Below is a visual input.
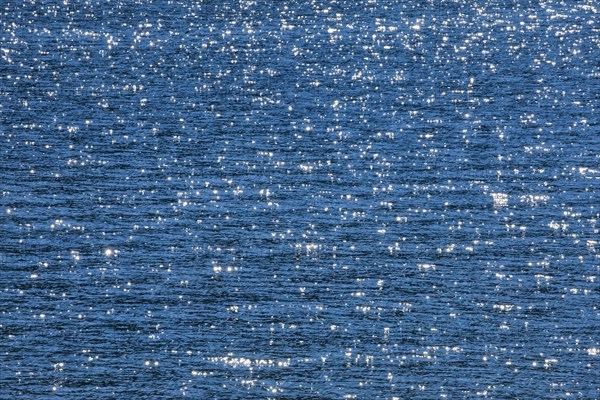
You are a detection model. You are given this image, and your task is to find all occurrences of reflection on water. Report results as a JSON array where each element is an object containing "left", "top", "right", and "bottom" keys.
[{"left": 1, "top": 0, "right": 599, "bottom": 398}]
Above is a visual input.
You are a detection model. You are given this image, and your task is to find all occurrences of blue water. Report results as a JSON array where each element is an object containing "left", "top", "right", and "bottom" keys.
[{"left": 1, "top": 1, "right": 599, "bottom": 398}]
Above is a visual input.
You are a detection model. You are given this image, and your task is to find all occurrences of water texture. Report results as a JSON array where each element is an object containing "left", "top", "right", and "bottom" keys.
[{"left": 1, "top": 0, "right": 599, "bottom": 398}]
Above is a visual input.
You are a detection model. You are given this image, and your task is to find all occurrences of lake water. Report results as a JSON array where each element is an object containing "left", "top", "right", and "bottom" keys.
[{"left": 1, "top": 0, "right": 599, "bottom": 398}]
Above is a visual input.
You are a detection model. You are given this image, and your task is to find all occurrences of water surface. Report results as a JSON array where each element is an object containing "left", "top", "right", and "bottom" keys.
[{"left": 1, "top": 0, "right": 599, "bottom": 398}]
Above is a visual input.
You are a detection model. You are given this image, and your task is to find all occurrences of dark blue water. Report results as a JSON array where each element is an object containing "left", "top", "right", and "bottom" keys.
[{"left": 1, "top": 1, "right": 599, "bottom": 398}]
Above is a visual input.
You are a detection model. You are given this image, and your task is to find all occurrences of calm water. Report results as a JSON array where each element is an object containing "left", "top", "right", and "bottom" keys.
[{"left": 1, "top": 1, "right": 599, "bottom": 398}]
